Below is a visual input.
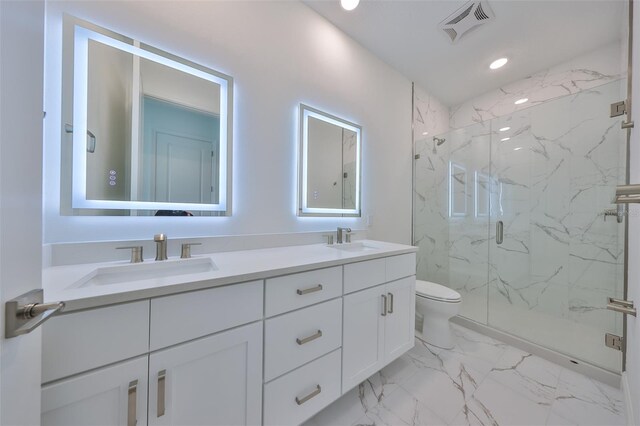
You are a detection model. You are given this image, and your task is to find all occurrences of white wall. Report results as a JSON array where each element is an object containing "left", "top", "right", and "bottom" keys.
[
  {"left": 307, "top": 117, "right": 344, "bottom": 209},
  {"left": 86, "top": 41, "right": 132, "bottom": 205},
  {"left": 1, "top": 1, "right": 45, "bottom": 423},
  {"left": 43, "top": 1, "right": 412, "bottom": 244}
]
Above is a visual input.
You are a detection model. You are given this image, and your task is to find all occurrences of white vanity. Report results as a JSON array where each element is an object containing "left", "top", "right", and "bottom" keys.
[{"left": 40, "top": 240, "right": 416, "bottom": 426}]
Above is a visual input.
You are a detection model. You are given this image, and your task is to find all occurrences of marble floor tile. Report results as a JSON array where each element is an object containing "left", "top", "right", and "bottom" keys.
[
  {"left": 379, "top": 386, "right": 448, "bottom": 426},
  {"left": 305, "top": 326, "right": 625, "bottom": 426},
  {"left": 400, "top": 351, "right": 485, "bottom": 423},
  {"left": 485, "top": 347, "right": 562, "bottom": 405},
  {"left": 451, "top": 377, "right": 551, "bottom": 426},
  {"left": 549, "top": 368, "right": 625, "bottom": 426}
]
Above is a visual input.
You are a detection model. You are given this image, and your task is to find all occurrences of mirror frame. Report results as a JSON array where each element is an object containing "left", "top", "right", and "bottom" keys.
[
  {"left": 298, "top": 104, "right": 362, "bottom": 217},
  {"left": 65, "top": 17, "right": 233, "bottom": 213}
]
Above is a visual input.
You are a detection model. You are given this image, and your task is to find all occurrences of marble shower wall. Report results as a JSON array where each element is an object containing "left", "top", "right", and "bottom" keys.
[
  {"left": 413, "top": 85, "right": 450, "bottom": 296},
  {"left": 450, "top": 42, "right": 625, "bottom": 129},
  {"left": 413, "top": 42, "right": 626, "bottom": 371},
  {"left": 487, "top": 80, "right": 626, "bottom": 371}
]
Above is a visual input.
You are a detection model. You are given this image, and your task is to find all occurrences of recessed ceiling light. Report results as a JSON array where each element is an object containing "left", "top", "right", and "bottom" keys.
[
  {"left": 501, "top": 137, "right": 510, "bottom": 142},
  {"left": 422, "top": 131, "right": 429, "bottom": 135},
  {"left": 489, "top": 58, "right": 508, "bottom": 70},
  {"left": 499, "top": 127, "right": 510, "bottom": 132},
  {"left": 340, "top": 0, "right": 360, "bottom": 11},
  {"left": 514, "top": 98, "right": 528, "bottom": 105},
  {"left": 514, "top": 147, "right": 523, "bottom": 151}
]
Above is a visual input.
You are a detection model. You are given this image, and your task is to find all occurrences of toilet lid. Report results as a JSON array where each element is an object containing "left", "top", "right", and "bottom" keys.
[{"left": 416, "top": 280, "right": 461, "bottom": 302}]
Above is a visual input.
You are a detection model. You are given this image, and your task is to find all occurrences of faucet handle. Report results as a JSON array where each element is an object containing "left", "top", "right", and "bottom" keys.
[
  {"left": 154, "top": 233, "right": 167, "bottom": 242},
  {"left": 180, "top": 243, "right": 202, "bottom": 259},
  {"left": 117, "top": 246, "right": 144, "bottom": 263},
  {"left": 323, "top": 234, "right": 334, "bottom": 245},
  {"left": 345, "top": 231, "right": 353, "bottom": 243}
]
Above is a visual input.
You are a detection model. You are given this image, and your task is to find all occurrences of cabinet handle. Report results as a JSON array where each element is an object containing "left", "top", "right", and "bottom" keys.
[
  {"left": 296, "top": 329, "right": 323, "bottom": 345},
  {"left": 295, "top": 385, "right": 322, "bottom": 405},
  {"left": 381, "top": 294, "right": 387, "bottom": 316},
  {"left": 127, "top": 380, "right": 138, "bottom": 426},
  {"left": 388, "top": 292, "right": 394, "bottom": 314},
  {"left": 157, "top": 370, "right": 166, "bottom": 418},
  {"left": 297, "top": 284, "right": 323, "bottom": 295}
]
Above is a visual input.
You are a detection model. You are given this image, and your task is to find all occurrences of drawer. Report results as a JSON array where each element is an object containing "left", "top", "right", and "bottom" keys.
[
  {"left": 150, "top": 280, "right": 263, "bottom": 350},
  {"left": 386, "top": 253, "right": 416, "bottom": 282},
  {"left": 42, "top": 300, "right": 149, "bottom": 383},
  {"left": 263, "top": 349, "right": 341, "bottom": 426},
  {"left": 344, "top": 258, "right": 386, "bottom": 294},
  {"left": 264, "top": 298, "right": 342, "bottom": 382},
  {"left": 265, "top": 266, "right": 342, "bottom": 317}
]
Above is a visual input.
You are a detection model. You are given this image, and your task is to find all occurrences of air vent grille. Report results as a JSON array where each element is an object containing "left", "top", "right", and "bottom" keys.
[
  {"left": 474, "top": 3, "right": 490, "bottom": 20},
  {"left": 439, "top": 1, "right": 495, "bottom": 43},
  {"left": 446, "top": 5, "right": 473, "bottom": 25},
  {"left": 443, "top": 28, "right": 458, "bottom": 42}
]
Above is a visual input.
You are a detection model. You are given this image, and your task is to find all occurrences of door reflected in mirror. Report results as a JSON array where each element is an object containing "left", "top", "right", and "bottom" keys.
[
  {"left": 63, "top": 17, "right": 232, "bottom": 215},
  {"left": 299, "top": 104, "right": 361, "bottom": 217}
]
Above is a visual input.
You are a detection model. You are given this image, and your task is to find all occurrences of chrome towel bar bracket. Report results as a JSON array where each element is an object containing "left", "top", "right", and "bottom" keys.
[{"left": 5, "top": 289, "right": 65, "bottom": 338}]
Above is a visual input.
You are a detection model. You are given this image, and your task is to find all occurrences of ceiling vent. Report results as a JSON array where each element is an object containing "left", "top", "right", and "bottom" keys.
[{"left": 439, "top": 1, "right": 495, "bottom": 43}]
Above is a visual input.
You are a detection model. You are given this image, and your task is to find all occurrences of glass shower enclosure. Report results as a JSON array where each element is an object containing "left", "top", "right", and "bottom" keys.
[{"left": 413, "top": 79, "right": 626, "bottom": 372}]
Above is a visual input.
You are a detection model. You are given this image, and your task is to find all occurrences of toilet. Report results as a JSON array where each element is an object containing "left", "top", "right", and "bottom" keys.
[{"left": 415, "top": 280, "right": 462, "bottom": 349}]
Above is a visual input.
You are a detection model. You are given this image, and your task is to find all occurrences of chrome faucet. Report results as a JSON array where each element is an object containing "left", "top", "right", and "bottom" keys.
[
  {"left": 337, "top": 227, "right": 352, "bottom": 244},
  {"left": 154, "top": 234, "right": 168, "bottom": 261}
]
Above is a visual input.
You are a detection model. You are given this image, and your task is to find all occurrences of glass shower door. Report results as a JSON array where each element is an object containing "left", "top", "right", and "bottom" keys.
[
  {"left": 487, "top": 80, "right": 626, "bottom": 372},
  {"left": 413, "top": 121, "right": 492, "bottom": 325}
]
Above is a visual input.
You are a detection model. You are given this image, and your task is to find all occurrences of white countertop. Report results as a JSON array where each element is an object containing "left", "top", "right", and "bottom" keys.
[{"left": 43, "top": 240, "right": 417, "bottom": 312}]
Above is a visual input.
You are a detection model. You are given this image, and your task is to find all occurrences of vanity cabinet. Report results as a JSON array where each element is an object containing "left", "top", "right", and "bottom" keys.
[
  {"left": 148, "top": 322, "right": 263, "bottom": 426},
  {"left": 41, "top": 247, "right": 417, "bottom": 426},
  {"left": 41, "top": 356, "right": 148, "bottom": 426},
  {"left": 342, "top": 254, "right": 416, "bottom": 392}
]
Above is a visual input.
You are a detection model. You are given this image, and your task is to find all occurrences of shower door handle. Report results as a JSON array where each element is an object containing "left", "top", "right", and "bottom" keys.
[{"left": 496, "top": 221, "right": 504, "bottom": 245}]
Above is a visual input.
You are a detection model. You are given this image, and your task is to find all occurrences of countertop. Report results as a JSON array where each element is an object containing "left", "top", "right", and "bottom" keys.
[{"left": 43, "top": 239, "right": 417, "bottom": 312}]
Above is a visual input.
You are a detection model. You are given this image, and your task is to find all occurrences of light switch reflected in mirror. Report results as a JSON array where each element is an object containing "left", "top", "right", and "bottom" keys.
[
  {"left": 299, "top": 104, "right": 361, "bottom": 217},
  {"left": 62, "top": 16, "right": 233, "bottom": 216}
]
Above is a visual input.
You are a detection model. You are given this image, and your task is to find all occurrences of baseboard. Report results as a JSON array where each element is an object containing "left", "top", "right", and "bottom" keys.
[
  {"left": 622, "top": 372, "right": 636, "bottom": 426},
  {"left": 451, "top": 316, "right": 621, "bottom": 389}
]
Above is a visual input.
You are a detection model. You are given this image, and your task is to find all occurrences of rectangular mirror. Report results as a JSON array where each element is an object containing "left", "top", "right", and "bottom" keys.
[
  {"left": 62, "top": 17, "right": 232, "bottom": 215},
  {"left": 299, "top": 104, "right": 361, "bottom": 217}
]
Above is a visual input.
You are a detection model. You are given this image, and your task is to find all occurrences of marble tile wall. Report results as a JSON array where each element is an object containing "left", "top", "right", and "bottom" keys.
[
  {"left": 449, "top": 42, "right": 624, "bottom": 129},
  {"left": 413, "top": 42, "right": 626, "bottom": 372}
]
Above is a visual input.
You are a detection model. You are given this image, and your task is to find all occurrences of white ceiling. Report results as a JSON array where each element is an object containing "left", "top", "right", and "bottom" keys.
[{"left": 303, "top": 0, "right": 626, "bottom": 106}]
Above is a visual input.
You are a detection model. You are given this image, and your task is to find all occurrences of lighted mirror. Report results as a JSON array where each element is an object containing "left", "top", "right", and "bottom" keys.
[
  {"left": 299, "top": 104, "right": 361, "bottom": 217},
  {"left": 62, "top": 17, "right": 232, "bottom": 215}
]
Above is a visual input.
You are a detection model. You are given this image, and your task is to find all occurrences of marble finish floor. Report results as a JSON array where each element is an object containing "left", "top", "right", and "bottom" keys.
[{"left": 304, "top": 324, "right": 625, "bottom": 426}]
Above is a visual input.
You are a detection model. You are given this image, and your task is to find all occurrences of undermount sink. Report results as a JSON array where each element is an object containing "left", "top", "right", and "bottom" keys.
[
  {"left": 327, "top": 242, "right": 377, "bottom": 252},
  {"left": 71, "top": 257, "right": 217, "bottom": 288}
]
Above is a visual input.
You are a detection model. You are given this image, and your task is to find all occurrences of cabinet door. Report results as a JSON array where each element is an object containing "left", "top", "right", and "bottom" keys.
[
  {"left": 384, "top": 276, "right": 416, "bottom": 362},
  {"left": 41, "top": 356, "right": 148, "bottom": 426},
  {"left": 342, "top": 284, "right": 386, "bottom": 392},
  {"left": 148, "top": 322, "right": 262, "bottom": 426}
]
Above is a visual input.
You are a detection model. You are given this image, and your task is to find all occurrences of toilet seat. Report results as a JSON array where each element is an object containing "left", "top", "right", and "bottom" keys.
[{"left": 416, "top": 280, "right": 461, "bottom": 303}]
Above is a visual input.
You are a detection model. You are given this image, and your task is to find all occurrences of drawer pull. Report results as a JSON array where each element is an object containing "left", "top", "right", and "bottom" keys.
[
  {"left": 127, "top": 380, "right": 138, "bottom": 426},
  {"left": 388, "top": 292, "right": 394, "bottom": 314},
  {"left": 297, "top": 284, "right": 323, "bottom": 295},
  {"left": 296, "top": 329, "right": 323, "bottom": 345},
  {"left": 157, "top": 370, "right": 166, "bottom": 418},
  {"left": 295, "top": 384, "right": 322, "bottom": 405},
  {"left": 381, "top": 294, "right": 387, "bottom": 316}
]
